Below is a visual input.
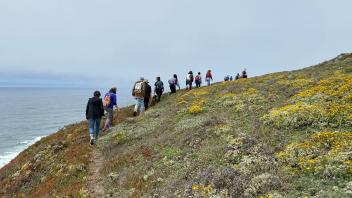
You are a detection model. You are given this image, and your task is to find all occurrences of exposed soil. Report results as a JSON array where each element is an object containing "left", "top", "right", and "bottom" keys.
[{"left": 88, "top": 148, "right": 105, "bottom": 197}]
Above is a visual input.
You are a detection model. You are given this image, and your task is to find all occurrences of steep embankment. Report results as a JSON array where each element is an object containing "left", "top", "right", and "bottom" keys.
[
  {"left": 0, "top": 107, "right": 134, "bottom": 197},
  {"left": 1, "top": 53, "right": 352, "bottom": 197}
]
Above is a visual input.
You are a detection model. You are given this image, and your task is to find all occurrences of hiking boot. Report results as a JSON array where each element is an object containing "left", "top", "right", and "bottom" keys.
[{"left": 90, "top": 139, "right": 94, "bottom": 145}]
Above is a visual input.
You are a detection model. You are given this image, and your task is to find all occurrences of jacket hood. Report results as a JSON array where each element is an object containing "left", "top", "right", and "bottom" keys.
[{"left": 89, "top": 97, "right": 102, "bottom": 104}]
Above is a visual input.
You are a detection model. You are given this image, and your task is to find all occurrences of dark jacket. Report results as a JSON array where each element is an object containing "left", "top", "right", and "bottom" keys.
[
  {"left": 86, "top": 97, "right": 104, "bottom": 120},
  {"left": 145, "top": 84, "right": 152, "bottom": 98}
]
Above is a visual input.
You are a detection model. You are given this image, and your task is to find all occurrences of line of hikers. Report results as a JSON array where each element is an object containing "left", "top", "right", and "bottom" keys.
[
  {"left": 85, "top": 68, "right": 247, "bottom": 145},
  {"left": 224, "top": 68, "right": 248, "bottom": 81}
]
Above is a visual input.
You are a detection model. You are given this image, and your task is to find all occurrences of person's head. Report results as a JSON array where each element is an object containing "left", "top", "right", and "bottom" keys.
[
  {"left": 140, "top": 77, "right": 145, "bottom": 81},
  {"left": 189, "top": 71, "right": 193, "bottom": 74},
  {"left": 237, "top": 73, "right": 240, "bottom": 75},
  {"left": 110, "top": 86, "right": 117, "bottom": 94},
  {"left": 198, "top": 72, "right": 201, "bottom": 75},
  {"left": 173, "top": 74, "right": 177, "bottom": 78},
  {"left": 208, "top": 70, "right": 211, "bottom": 73},
  {"left": 156, "top": 76, "right": 161, "bottom": 81},
  {"left": 93, "top": 91, "right": 101, "bottom": 98}
]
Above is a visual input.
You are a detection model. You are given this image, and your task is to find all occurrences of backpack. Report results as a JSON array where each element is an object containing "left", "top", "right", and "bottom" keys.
[
  {"left": 168, "top": 78, "right": 175, "bottom": 85},
  {"left": 206, "top": 72, "right": 212, "bottom": 78},
  {"left": 155, "top": 81, "right": 164, "bottom": 90},
  {"left": 195, "top": 75, "right": 200, "bottom": 81},
  {"left": 134, "top": 82, "right": 144, "bottom": 94},
  {"left": 103, "top": 93, "right": 111, "bottom": 107}
]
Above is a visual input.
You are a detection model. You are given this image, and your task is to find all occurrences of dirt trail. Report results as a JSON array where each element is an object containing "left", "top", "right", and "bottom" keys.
[
  {"left": 88, "top": 148, "right": 105, "bottom": 197},
  {"left": 87, "top": 108, "right": 134, "bottom": 197}
]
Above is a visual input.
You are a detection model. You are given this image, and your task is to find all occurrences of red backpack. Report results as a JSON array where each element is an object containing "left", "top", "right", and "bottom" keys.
[{"left": 195, "top": 75, "right": 200, "bottom": 81}]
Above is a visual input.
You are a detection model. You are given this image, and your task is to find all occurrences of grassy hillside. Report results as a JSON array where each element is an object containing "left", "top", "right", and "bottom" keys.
[{"left": 1, "top": 53, "right": 352, "bottom": 197}]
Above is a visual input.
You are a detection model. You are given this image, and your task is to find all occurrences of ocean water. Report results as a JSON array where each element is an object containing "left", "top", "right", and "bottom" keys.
[{"left": 0, "top": 87, "right": 133, "bottom": 168}]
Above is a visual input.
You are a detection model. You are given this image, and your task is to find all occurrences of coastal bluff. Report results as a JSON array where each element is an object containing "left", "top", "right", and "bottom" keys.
[{"left": 1, "top": 53, "right": 352, "bottom": 197}]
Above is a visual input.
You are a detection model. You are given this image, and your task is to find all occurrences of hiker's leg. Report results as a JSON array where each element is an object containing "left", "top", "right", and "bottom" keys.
[
  {"left": 134, "top": 99, "right": 139, "bottom": 112},
  {"left": 95, "top": 119, "right": 101, "bottom": 138},
  {"left": 140, "top": 99, "right": 145, "bottom": 113},
  {"left": 144, "top": 97, "right": 149, "bottom": 110},
  {"left": 89, "top": 119, "right": 94, "bottom": 140},
  {"left": 105, "top": 108, "right": 113, "bottom": 129},
  {"left": 156, "top": 92, "right": 161, "bottom": 102}
]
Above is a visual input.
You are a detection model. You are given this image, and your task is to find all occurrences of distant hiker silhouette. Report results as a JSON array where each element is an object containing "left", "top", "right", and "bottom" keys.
[
  {"left": 242, "top": 68, "right": 248, "bottom": 78},
  {"left": 235, "top": 73, "right": 240, "bottom": 80},
  {"left": 144, "top": 80, "right": 152, "bottom": 110},
  {"left": 154, "top": 76, "right": 164, "bottom": 102},
  {"left": 132, "top": 77, "right": 147, "bottom": 116},
  {"left": 186, "top": 71, "right": 194, "bottom": 90},
  {"left": 102, "top": 87, "right": 117, "bottom": 131},
  {"left": 195, "top": 72, "right": 202, "bottom": 88},
  {"left": 205, "top": 70, "right": 213, "bottom": 86},
  {"left": 174, "top": 74, "right": 181, "bottom": 90},
  {"left": 168, "top": 75, "right": 177, "bottom": 94}
]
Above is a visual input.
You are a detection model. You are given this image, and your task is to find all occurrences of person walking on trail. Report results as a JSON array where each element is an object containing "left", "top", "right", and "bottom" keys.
[
  {"left": 205, "top": 70, "right": 213, "bottom": 86},
  {"left": 86, "top": 91, "right": 104, "bottom": 145},
  {"left": 224, "top": 75, "right": 230, "bottom": 81},
  {"left": 154, "top": 76, "right": 164, "bottom": 102},
  {"left": 174, "top": 74, "right": 181, "bottom": 90},
  {"left": 195, "top": 72, "right": 202, "bottom": 88},
  {"left": 230, "top": 76, "right": 233, "bottom": 81},
  {"left": 242, "top": 68, "right": 248, "bottom": 78},
  {"left": 132, "top": 77, "right": 147, "bottom": 116},
  {"left": 186, "top": 71, "right": 194, "bottom": 90},
  {"left": 235, "top": 73, "right": 240, "bottom": 80},
  {"left": 144, "top": 80, "right": 152, "bottom": 110},
  {"left": 102, "top": 87, "right": 117, "bottom": 131},
  {"left": 169, "top": 75, "right": 177, "bottom": 94}
]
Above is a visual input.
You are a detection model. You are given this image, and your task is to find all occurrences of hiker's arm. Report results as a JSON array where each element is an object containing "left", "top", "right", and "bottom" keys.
[
  {"left": 132, "top": 85, "right": 135, "bottom": 96},
  {"left": 99, "top": 101, "right": 105, "bottom": 116},
  {"left": 85, "top": 102, "right": 89, "bottom": 120}
]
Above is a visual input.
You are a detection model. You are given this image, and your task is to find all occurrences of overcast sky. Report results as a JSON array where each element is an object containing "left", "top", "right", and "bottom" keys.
[{"left": 0, "top": 0, "right": 351, "bottom": 88}]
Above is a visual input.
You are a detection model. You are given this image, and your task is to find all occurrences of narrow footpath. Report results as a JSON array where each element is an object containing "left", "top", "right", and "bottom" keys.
[{"left": 88, "top": 148, "right": 105, "bottom": 197}]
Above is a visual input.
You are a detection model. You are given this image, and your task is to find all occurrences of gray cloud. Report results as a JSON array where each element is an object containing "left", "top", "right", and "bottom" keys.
[{"left": 0, "top": 0, "right": 351, "bottom": 88}]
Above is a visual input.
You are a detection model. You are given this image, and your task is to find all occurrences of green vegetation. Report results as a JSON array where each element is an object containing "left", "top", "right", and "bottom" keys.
[{"left": 1, "top": 53, "right": 352, "bottom": 197}]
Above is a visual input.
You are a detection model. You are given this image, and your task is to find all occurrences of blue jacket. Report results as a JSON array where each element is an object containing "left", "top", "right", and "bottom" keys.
[{"left": 105, "top": 92, "right": 117, "bottom": 109}]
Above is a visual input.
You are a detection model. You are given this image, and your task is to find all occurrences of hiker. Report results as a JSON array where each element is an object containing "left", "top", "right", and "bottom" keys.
[
  {"left": 169, "top": 75, "right": 177, "bottom": 94},
  {"left": 144, "top": 80, "right": 152, "bottom": 110},
  {"left": 230, "top": 76, "right": 233, "bottom": 81},
  {"left": 195, "top": 72, "right": 202, "bottom": 88},
  {"left": 235, "top": 73, "right": 240, "bottom": 80},
  {"left": 242, "top": 68, "right": 248, "bottom": 78},
  {"left": 224, "top": 75, "right": 230, "bottom": 81},
  {"left": 154, "top": 76, "right": 164, "bottom": 102},
  {"left": 132, "top": 77, "right": 147, "bottom": 116},
  {"left": 186, "top": 71, "right": 194, "bottom": 90},
  {"left": 174, "top": 74, "right": 181, "bottom": 90},
  {"left": 205, "top": 70, "right": 213, "bottom": 86},
  {"left": 102, "top": 86, "right": 117, "bottom": 131},
  {"left": 86, "top": 91, "right": 104, "bottom": 145}
]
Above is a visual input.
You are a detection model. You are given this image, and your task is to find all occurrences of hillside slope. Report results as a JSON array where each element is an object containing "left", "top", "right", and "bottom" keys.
[{"left": 1, "top": 53, "right": 352, "bottom": 198}]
